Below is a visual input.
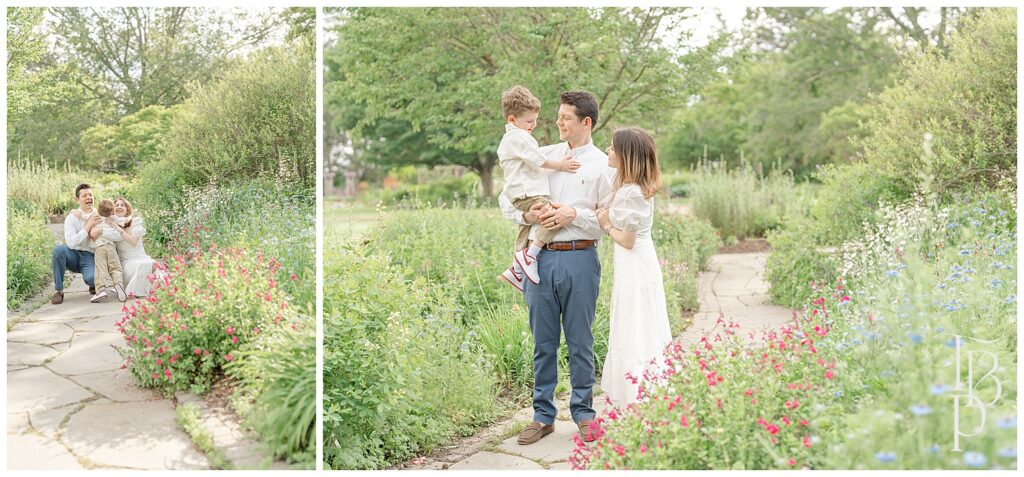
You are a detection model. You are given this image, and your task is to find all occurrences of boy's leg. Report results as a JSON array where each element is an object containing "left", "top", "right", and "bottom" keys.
[
  {"left": 52, "top": 244, "right": 80, "bottom": 292},
  {"left": 107, "top": 249, "right": 123, "bottom": 285},
  {"left": 93, "top": 246, "right": 111, "bottom": 292}
]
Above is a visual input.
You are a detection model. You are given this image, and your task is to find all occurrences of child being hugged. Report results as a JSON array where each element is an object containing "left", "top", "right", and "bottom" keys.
[
  {"left": 497, "top": 85, "right": 581, "bottom": 291},
  {"left": 83, "top": 199, "right": 128, "bottom": 303}
]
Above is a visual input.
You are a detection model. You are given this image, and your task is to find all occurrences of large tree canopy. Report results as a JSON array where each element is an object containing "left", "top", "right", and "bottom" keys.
[{"left": 326, "top": 7, "right": 725, "bottom": 196}]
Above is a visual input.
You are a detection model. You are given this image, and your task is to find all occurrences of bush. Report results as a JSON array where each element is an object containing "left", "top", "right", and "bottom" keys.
[
  {"left": 323, "top": 247, "right": 499, "bottom": 469},
  {"left": 386, "top": 173, "right": 481, "bottom": 206},
  {"left": 8, "top": 159, "right": 127, "bottom": 216},
  {"left": 765, "top": 214, "right": 840, "bottom": 308},
  {"left": 575, "top": 194, "right": 1016, "bottom": 470},
  {"left": 160, "top": 41, "right": 314, "bottom": 189},
  {"left": 116, "top": 246, "right": 301, "bottom": 396},
  {"left": 164, "top": 180, "right": 315, "bottom": 312},
  {"left": 809, "top": 162, "right": 909, "bottom": 246},
  {"left": 7, "top": 207, "right": 55, "bottom": 309},
  {"left": 690, "top": 160, "right": 798, "bottom": 240},
  {"left": 858, "top": 8, "right": 1016, "bottom": 195},
  {"left": 80, "top": 104, "right": 178, "bottom": 173},
  {"left": 228, "top": 320, "right": 315, "bottom": 469}
]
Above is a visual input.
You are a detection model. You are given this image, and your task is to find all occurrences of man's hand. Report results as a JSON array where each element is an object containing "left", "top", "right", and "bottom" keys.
[
  {"left": 539, "top": 202, "right": 576, "bottom": 231},
  {"left": 88, "top": 226, "right": 103, "bottom": 240},
  {"left": 524, "top": 202, "right": 547, "bottom": 224},
  {"left": 84, "top": 214, "right": 101, "bottom": 232}
]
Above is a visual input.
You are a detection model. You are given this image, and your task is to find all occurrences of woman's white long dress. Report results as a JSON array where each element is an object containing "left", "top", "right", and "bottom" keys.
[
  {"left": 600, "top": 184, "right": 673, "bottom": 405},
  {"left": 116, "top": 216, "right": 157, "bottom": 298}
]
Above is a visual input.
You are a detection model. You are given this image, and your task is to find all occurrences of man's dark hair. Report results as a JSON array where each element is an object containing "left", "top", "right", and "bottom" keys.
[
  {"left": 75, "top": 183, "right": 91, "bottom": 198},
  {"left": 560, "top": 91, "right": 599, "bottom": 129}
]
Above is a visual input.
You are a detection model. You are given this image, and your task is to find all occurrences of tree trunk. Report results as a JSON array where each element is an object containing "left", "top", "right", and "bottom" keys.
[{"left": 476, "top": 153, "right": 497, "bottom": 198}]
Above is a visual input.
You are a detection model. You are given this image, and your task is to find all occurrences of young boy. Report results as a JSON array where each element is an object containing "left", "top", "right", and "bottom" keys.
[
  {"left": 497, "top": 85, "right": 580, "bottom": 291},
  {"left": 87, "top": 199, "right": 127, "bottom": 303}
]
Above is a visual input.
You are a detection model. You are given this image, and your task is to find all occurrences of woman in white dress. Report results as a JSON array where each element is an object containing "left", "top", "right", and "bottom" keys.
[
  {"left": 113, "top": 198, "right": 157, "bottom": 298},
  {"left": 595, "top": 127, "right": 673, "bottom": 405}
]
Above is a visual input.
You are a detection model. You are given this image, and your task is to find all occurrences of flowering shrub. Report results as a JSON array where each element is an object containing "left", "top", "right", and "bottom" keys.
[
  {"left": 577, "top": 194, "right": 1016, "bottom": 470},
  {"left": 117, "top": 244, "right": 300, "bottom": 395}
]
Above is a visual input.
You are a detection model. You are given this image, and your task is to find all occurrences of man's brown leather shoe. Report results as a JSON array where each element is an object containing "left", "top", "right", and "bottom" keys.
[
  {"left": 51, "top": 291, "right": 64, "bottom": 305},
  {"left": 578, "top": 419, "right": 598, "bottom": 442},
  {"left": 517, "top": 422, "right": 554, "bottom": 445}
]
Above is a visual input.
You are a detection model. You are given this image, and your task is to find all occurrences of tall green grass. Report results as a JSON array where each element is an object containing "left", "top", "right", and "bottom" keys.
[{"left": 690, "top": 159, "right": 803, "bottom": 240}]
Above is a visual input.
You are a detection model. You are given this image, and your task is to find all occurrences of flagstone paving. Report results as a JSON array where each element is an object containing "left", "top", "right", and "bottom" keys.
[
  {"left": 6, "top": 273, "right": 285, "bottom": 470},
  {"left": 403, "top": 249, "right": 793, "bottom": 470}
]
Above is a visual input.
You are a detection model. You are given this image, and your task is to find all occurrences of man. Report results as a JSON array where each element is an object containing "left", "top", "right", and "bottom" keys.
[
  {"left": 499, "top": 91, "right": 614, "bottom": 445},
  {"left": 50, "top": 183, "right": 122, "bottom": 304}
]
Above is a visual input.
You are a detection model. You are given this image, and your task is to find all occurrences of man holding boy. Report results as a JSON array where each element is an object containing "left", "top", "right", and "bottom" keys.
[{"left": 500, "top": 91, "right": 614, "bottom": 445}]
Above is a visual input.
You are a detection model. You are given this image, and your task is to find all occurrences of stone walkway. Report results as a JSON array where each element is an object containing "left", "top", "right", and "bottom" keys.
[
  {"left": 406, "top": 250, "right": 791, "bottom": 470},
  {"left": 7, "top": 241, "right": 284, "bottom": 469}
]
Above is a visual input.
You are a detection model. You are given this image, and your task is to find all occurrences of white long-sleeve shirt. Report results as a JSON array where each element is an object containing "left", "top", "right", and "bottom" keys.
[
  {"left": 500, "top": 141, "right": 615, "bottom": 242},
  {"left": 64, "top": 209, "right": 122, "bottom": 252},
  {"left": 497, "top": 123, "right": 552, "bottom": 200}
]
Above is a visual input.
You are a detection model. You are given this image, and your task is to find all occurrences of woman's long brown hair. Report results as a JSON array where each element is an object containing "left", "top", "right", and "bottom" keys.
[
  {"left": 115, "top": 197, "right": 135, "bottom": 229},
  {"left": 612, "top": 127, "right": 661, "bottom": 199}
]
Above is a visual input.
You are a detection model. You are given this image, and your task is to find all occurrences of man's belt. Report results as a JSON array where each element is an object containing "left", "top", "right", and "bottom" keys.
[{"left": 543, "top": 239, "right": 596, "bottom": 251}]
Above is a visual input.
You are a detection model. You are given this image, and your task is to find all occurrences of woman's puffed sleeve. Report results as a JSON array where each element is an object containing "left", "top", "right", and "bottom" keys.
[
  {"left": 609, "top": 185, "right": 650, "bottom": 232},
  {"left": 131, "top": 216, "right": 146, "bottom": 236}
]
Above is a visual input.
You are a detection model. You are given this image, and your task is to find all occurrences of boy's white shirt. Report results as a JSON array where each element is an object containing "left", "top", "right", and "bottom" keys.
[
  {"left": 65, "top": 209, "right": 123, "bottom": 252},
  {"left": 497, "top": 123, "right": 552, "bottom": 200},
  {"left": 499, "top": 141, "right": 614, "bottom": 242}
]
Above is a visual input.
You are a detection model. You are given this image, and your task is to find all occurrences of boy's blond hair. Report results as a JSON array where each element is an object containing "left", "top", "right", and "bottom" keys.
[
  {"left": 97, "top": 199, "right": 115, "bottom": 217},
  {"left": 502, "top": 85, "right": 541, "bottom": 118}
]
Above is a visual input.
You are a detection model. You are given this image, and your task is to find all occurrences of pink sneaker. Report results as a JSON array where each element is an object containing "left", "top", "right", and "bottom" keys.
[
  {"left": 514, "top": 250, "right": 540, "bottom": 285},
  {"left": 498, "top": 266, "right": 524, "bottom": 292},
  {"left": 90, "top": 290, "right": 109, "bottom": 303}
]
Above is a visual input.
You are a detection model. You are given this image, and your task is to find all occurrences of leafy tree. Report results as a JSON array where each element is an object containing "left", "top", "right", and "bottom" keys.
[
  {"left": 79, "top": 105, "right": 178, "bottom": 172},
  {"left": 326, "top": 7, "right": 724, "bottom": 196}
]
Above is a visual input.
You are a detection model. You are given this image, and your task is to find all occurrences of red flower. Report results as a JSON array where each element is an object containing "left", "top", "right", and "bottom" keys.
[
  {"left": 825, "top": 370, "right": 835, "bottom": 380},
  {"left": 803, "top": 436, "right": 812, "bottom": 448},
  {"left": 785, "top": 400, "right": 800, "bottom": 410},
  {"left": 224, "top": 354, "right": 234, "bottom": 362}
]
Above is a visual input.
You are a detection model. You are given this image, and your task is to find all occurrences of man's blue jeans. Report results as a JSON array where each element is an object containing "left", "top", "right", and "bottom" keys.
[
  {"left": 523, "top": 246, "right": 601, "bottom": 425},
  {"left": 52, "top": 244, "right": 95, "bottom": 291}
]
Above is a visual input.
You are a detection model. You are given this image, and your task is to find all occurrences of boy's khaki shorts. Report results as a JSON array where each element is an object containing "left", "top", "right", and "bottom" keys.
[{"left": 513, "top": 195, "right": 557, "bottom": 252}]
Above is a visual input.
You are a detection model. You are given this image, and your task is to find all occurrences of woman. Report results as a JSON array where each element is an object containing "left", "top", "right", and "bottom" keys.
[
  {"left": 112, "top": 197, "right": 156, "bottom": 298},
  {"left": 595, "top": 127, "right": 672, "bottom": 405}
]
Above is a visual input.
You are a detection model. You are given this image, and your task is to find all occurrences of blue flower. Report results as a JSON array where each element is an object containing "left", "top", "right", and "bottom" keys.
[
  {"left": 947, "top": 222, "right": 959, "bottom": 229},
  {"left": 887, "top": 270, "right": 900, "bottom": 277},
  {"left": 946, "top": 337, "right": 963, "bottom": 348},
  {"left": 909, "top": 404, "right": 932, "bottom": 416},
  {"left": 852, "top": 338, "right": 863, "bottom": 345},
  {"left": 930, "top": 383, "right": 952, "bottom": 395},
  {"left": 1006, "top": 295, "right": 1016, "bottom": 304},
  {"left": 880, "top": 370, "right": 895, "bottom": 378},
  {"left": 866, "top": 332, "right": 880, "bottom": 341},
  {"left": 996, "top": 416, "right": 1017, "bottom": 429},
  {"left": 833, "top": 390, "right": 844, "bottom": 398},
  {"left": 959, "top": 248, "right": 972, "bottom": 255},
  {"left": 998, "top": 448, "right": 1017, "bottom": 458},
  {"left": 989, "top": 279, "right": 1004, "bottom": 288},
  {"left": 928, "top": 444, "right": 940, "bottom": 454},
  {"left": 935, "top": 327, "right": 945, "bottom": 332},
  {"left": 875, "top": 451, "right": 897, "bottom": 463},
  {"left": 908, "top": 334, "right": 923, "bottom": 345},
  {"left": 963, "top": 451, "right": 986, "bottom": 468}
]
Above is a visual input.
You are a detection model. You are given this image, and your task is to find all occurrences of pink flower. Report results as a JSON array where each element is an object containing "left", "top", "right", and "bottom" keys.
[
  {"left": 156, "top": 358, "right": 163, "bottom": 366},
  {"left": 164, "top": 369, "right": 172, "bottom": 379},
  {"left": 152, "top": 372, "right": 159, "bottom": 379},
  {"left": 613, "top": 445, "right": 625, "bottom": 457},
  {"left": 224, "top": 354, "right": 234, "bottom": 362},
  {"left": 785, "top": 400, "right": 800, "bottom": 410},
  {"left": 290, "top": 273, "right": 298, "bottom": 280},
  {"left": 680, "top": 415, "right": 689, "bottom": 427},
  {"left": 226, "top": 326, "right": 235, "bottom": 335},
  {"left": 803, "top": 436, "right": 812, "bottom": 448},
  {"left": 194, "top": 348, "right": 202, "bottom": 355},
  {"left": 231, "top": 335, "right": 239, "bottom": 345},
  {"left": 825, "top": 370, "right": 835, "bottom": 380}
]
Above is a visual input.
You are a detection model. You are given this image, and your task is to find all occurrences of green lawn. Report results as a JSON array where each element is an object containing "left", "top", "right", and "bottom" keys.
[{"left": 324, "top": 199, "right": 379, "bottom": 243}]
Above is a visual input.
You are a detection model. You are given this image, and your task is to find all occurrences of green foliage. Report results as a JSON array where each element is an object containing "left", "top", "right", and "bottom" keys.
[
  {"left": 579, "top": 195, "right": 1016, "bottom": 470},
  {"left": 661, "top": 8, "right": 900, "bottom": 175},
  {"left": 160, "top": 42, "right": 315, "bottom": 189},
  {"left": 6, "top": 207, "right": 55, "bottom": 309},
  {"left": 175, "top": 403, "right": 231, "bottom": 470},
  {"left": 161, "top": 181, "right": 315, "bottom": 312},
  {"left": 386, "top": 173, "right": 481, "bottom": 207},
  {"left": 80, "top": 105, "right": 178, "bottom": 173},
  {"left": 809, "top": 162, "right": 909, "bottom": 246},
  {"left": 765, "top": 214, "right": 840, "bottom": 308},
  {"left": 116, "top": 247, "right": 301, "bottom": 396},
  {"left": 858, "top": 8, "right": 1017, "bottom": 194},
  {"left": 690, "top": 160, "right": 800, "bottom": 240},
  {"left": 127, "top": 158, "right": 197, "bottom": 252},
  {"left": 326, "top": 7, "right": 724, "bottom": 194},
  {"left": 228, "top": 322, "right": 316, "bottom": 468},
  {"left": 323, "top": 248, "right": 499, "bottom": 470}
]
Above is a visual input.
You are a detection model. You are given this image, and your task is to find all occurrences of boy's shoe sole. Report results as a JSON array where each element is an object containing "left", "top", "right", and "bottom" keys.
[
  {"left": 498, "top": 267, "right": 524, "bottom": 292},
  {"left": 114, "top": 284, "right": 128, "bottom": 302},
  {"left": 90, "top": 291, "right": 108, "bottom": 303}
]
